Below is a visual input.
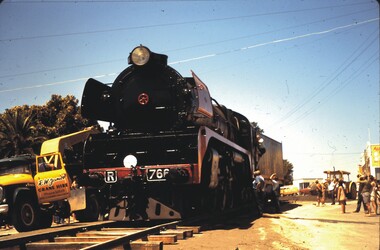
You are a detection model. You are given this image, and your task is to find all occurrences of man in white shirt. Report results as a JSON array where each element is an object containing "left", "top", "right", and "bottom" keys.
[
  {"left": 328, "top": 178, "right": 337, "bottom": 205},
  {"left": 252, "top": 170, "right": 265, "bottom": 216}
]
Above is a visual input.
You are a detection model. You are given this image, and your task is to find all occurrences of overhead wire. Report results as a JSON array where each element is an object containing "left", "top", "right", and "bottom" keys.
[
  {"left": 1, "top": 8, "right": 374, "bottom": 79},
  {"left": 0, "top": 7, "right": 374, "bottom": 78},
  {"left": 3, "top": 0, "right": 229, "bottom": 3},
  {"left": 284, "top": 34, "right": 379, "bottom": 126},
  {"left": 0, "top": 58, "right": 125, "bottom": 79},
  {"left": 169, "top": 18, "right": 379, "bottom": 64},
  {"left": 0, "top": 73, "right": 117, "bottom": 93},
  {"left": 164, "top": 8, "right": 374, "bottom": 53},
  {"left": 0, "top": 3, "right": 373, "bottom": 42},
  {"left": 273, "top": 27, "right": 380, "bottom": 126},
  {"left": 0, "top": 17, "right": 378, "bottom": 93},
  {"left": 285, "top": 50, "right": 379, "bottom": 127}
]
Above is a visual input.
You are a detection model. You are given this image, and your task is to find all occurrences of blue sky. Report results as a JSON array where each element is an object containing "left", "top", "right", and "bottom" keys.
[{"left": 0, "top": 0, "right": 379, "bottom": 179}]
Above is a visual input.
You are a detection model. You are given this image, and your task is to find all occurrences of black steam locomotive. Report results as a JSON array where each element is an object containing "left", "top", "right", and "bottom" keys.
[{"left": 80, "top": 46, "right": 265, "bottom": 220}]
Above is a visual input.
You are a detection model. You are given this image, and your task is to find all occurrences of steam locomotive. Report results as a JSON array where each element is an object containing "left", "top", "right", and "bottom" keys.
[{"left": 80, "top": 46, "right": 265, "bottom": 220}]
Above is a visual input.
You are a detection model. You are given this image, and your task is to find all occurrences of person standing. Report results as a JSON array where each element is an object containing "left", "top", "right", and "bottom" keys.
[
  {"left": 354, "top": 175, "right": 369, "bottom": 213},
  {"left": 336, "top": 179, "right": 347, "bottom": 213},
  {"left": 315, "top": 180, "right": 323, "bottom": 207},
  {"left": 252, "top": 170, "right": 265, "bottom": 216},
  {"left": 270, "top": 173, "right": 281, "bottom": 213},
  {"left": 321, "top": 180, "right": 327, "bottom": 206},
  {"left": 361, "top": 175, "right": 372, "bottom": 216},
  {"left": 369, "top": 176, "right": 377, "bottom": 216},
  {"left": 376, "top": 182, "right": 380, "bottom": 215},
  {"left": 328, "top": 178, "right": 337, "bottom": 205}
]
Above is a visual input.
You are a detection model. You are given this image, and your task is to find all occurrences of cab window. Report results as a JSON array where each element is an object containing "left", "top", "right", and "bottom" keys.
[{"left": 37, "top": 154, "right": 62, "bottom": 172}]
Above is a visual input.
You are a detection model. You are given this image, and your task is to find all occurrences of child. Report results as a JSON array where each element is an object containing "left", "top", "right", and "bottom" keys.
[
  {"left": 370, "top": 177, "right": 377, "bottom": 215},
  {"left": 337, "top": 179, "right": 347, "bottom": 213}
]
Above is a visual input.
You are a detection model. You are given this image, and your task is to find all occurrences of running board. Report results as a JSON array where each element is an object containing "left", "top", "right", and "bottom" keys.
[{"left": 109, "top": 198, "right": 182, "bottom": 221}]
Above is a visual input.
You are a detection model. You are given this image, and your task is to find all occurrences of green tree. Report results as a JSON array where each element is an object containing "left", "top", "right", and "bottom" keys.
[
  {"left": 283, "top": 159, "right": 294, "bottom": 185},
  {"left": 0, "top": 106, "right": 47, "bottom": 158},
  {"left": 36, "top": 94, "right": 97, "bottom": 138},
  {"left": 0, "top": 95, "right": 98, "bottom": 157}
]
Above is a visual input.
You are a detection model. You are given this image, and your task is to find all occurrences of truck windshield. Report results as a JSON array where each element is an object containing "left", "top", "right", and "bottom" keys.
[{"left": 0, "top": 161, "right": 32, "bottom": 176}]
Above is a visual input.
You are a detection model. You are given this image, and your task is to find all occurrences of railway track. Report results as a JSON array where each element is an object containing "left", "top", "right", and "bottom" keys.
[
  {"left": 0, "top": 204, "right": 256, "bottom": 250},
  {"left": 0, "top": 220, "right": 202, "bottom": 250}
]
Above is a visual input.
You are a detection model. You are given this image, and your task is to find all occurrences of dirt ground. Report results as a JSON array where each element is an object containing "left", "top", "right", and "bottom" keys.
[
  {"left": 1, "top": 197, "right": 379, "bottom": 249},
  {"left": 165, "top": 198, "right": 380, "bottom": 250}
]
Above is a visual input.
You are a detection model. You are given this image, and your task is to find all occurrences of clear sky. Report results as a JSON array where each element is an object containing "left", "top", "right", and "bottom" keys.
[{"left": 0, "top": 0, "right": 379, "bottom": 179}]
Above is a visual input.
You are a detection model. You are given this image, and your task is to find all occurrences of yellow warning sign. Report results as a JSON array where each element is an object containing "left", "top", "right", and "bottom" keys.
[{"left": 371, "top": 144, "right": 380, "bottom": 167}]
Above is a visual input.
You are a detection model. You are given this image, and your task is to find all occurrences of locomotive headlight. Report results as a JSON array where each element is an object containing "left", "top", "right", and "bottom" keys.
[
  {"left": 129, "top": 46, "right": 151, "bottom": 66},
  {"left": 123, "top": 154, "right": 138, "bottom": 169}
]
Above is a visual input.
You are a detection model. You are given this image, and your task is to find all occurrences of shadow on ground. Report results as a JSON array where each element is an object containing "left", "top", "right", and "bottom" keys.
[{"left": 196, "top": 195, "right": 319, "bottom": 232}]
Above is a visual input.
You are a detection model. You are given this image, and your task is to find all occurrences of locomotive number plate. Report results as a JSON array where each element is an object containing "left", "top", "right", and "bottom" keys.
[
  {"left": 147, "top": 168, "right": 170, "bottom": 182},
  {"left": 105, "top": 170, "right": 117, "bottom": 183}
]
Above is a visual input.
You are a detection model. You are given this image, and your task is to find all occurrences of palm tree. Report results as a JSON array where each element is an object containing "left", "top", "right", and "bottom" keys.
[
  {"left": 0, "top": 95, "right": 99, "bottom": 158},
  {"left": 0, "top": 108, "right": 47, "bottom": 158}
]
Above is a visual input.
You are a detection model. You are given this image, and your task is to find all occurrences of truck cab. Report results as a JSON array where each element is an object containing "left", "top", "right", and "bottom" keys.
[
  {"left": 35, "top": 152, "right": 72, "bottom": 203},
  {"left": 0, "top": 127, "right": 102, "bottom": 232},
  {"left": 0, "top": 155, "right": 35, "bottom": 222},
  {"left": 0, "top": 153, "right": 79, "bottom": 232},
  {"left": 0, "top": 155, "right": 42, "bottom": 231}
]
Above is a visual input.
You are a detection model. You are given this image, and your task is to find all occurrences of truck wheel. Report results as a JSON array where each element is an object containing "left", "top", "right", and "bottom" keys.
[
  {"left": 39, "top": 210, "right": 53, "bottom": 229},
  {"left": 348, "top": 182, "right": 357, "bottom": 200},
  {"left": 75, "top": 193, "right": 100, "bottom": 222},
  {"left": 12, "top": 196, "right": 41, "bottom": 232}
]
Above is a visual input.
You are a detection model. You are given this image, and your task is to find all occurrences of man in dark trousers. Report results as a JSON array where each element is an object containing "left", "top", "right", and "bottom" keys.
[
  {"left": 270, "top": 173, "right": 281, "bottom": 213},
  {"left": 252, "top": 170, "right": 265, "bottom": 216},
  {"left": 353, "top": 174, "right": 368, "bottom": 213}
]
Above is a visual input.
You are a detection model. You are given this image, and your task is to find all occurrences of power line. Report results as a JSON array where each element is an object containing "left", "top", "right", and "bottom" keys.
[
  {"left": 1, "top": 8, "right": 373, "bottom": 79},
  {"left": 0, "top": 58, "right": 125, "bottom": 79},
  {"left": 0, "top": 18, "right": 378, "bottom": 93},
  {"left": 170, "top": 18, "right": 379, "bottom": 65},
  {"left": 0, "top": 73, "right": 117, "bottom": 93},
  {"left": 273, "top": 27, "right": 379, "bottom": 126},
  {"left": 285, "top": 51, "right": 379, "bottom": 127},
  {"left": 284, "top": 34, "right": 379, "bottom": 126},
  {"left": 0, "top": 3, "right": 373, "bottom": 42},
  {"left": 4, "top": 0, "right": 227, "bottom": 2},
  {"left": 164, "top": 8, "right": 374, "bottom": 53}
]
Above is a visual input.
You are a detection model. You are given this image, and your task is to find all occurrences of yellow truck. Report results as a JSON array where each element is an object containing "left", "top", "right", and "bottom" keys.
[
  {"left": 280, "top": 185, "right": 299, "bottom": 196},
  {"left": 0, "top": 127, "right": 103, "bottom": 232}
]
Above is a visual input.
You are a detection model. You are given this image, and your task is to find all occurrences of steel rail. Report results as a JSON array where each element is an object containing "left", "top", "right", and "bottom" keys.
[
  {"left": 0, "top": 221, "right": 116, "bottom": 249},
  {"left": 81, "top": 220, "right": 180, "bottom": 250},
  {"left": 0, "top": 220, "right": 182, "bottom": 250}
]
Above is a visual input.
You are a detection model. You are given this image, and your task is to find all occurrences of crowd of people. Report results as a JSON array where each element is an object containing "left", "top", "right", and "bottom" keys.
[
  {"left": 314, "top": 174, "right": 380, "bottom": 215},
  {"left": 357, "top": 174, "right": 379, "bottom": 216},
  {"left": 253, "top": 170, "right": 380, "bottom": 217},
  {"left": 252, "top": 170, "right": 380, "bottom": 217}
]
